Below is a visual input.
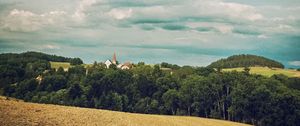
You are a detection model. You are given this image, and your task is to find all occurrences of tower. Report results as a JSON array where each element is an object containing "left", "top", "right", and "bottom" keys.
[{"left": 112, "top": 52, "right": 117, "bottom": 64}]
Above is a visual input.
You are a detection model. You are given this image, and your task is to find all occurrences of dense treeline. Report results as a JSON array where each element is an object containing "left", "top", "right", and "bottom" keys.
[
  {"left": 0, "top": 52, "right": 83, "bottom": 88},
  {"left": 208, "top": 54, "right": 284, "bottom": 69},
  {"left": 0, "top": 52, "right": 300, "bottom": 126}
]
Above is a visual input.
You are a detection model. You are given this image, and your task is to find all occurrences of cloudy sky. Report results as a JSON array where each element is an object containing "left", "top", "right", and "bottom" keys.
[{"left": 0, "top": 0, "right": 299, "bottom": 67}]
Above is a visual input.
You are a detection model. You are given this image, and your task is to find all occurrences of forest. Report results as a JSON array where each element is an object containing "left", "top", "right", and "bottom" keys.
[
  {"left": 208, "top": 54, "right": 284, "bottom": 69},
  {"left": 0, "top": 52, "right": 299, "bottom": 126}
]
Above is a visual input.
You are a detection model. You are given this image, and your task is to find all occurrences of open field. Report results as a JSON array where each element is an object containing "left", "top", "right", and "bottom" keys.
[
  {"left": 50, "top": 61, "right": 71, "bottom": 71},
  {"left": 223, "top": 67, "right": 300, "bottom": 77},
  {"left": 0, "top": 96, "right": 250, "bottom": 126},
  {"left": 50, "top": 61, "right": 93, "bottom": 71}
]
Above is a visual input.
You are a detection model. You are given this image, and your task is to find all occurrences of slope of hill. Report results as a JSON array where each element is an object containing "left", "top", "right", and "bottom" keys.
[
  {"left": 223, "top": 67, "right": 300, "bottom": 77},
  {"left": 0, "top": 51, "right": 72, "bottom": 63},
  {"left": 0, "top": 96, "right": 250, "bottom": 126},
  {"left": 0, "top": 51, "right": 83, "bottom": 88},
  {"left": 208, "top": 54, "right": 284, "bottom": 68}
]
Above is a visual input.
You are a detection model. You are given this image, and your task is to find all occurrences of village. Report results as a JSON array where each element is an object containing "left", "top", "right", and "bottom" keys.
[{"left": 104, "top": 52, "right": 132, "bottom": 70}]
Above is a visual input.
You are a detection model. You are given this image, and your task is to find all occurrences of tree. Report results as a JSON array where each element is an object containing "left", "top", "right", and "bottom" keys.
[
  {"left": 68, "top": 82, "right": 83, "bottom": 99},
  {"left": 134, "top": 74, "right": 157, "bottom": 97},
  {"left": 105, "top": 92, "right": 123, "bottom": 111},
  {"left": 39, "top": 75, "right": 67, "bottom": 92},
  {"left": 49, "top": 89, "right": 67, "bottom": 105},
  {"left": 1, "top": 52, "right": 300, "bottom": 126},
  {"left": 195, "top": 67, "right": 215, "bottom": 76},
  {"left": 243, "top": 67, "right": 250, "bottom": 75},
  {"left": 287, "top": 77, "right": 300, "bottom": 90},
  {"left": 173, "top": 66, "right": 195, "bottom": 79},
  {"left": 134, "top": 97, "right": 151, "bottom": 113},
  {"left": 68, "top": 65, "right": 85, "bottom": 75},
  {"left": 56, "top": 67, "right": 65, "bottom": 75},
  {"left": 109, "top": 64, "right": 117, "bottom": 70},
  {"left": 152, "top": 64, "right": 163, "bottom": 79},
  {"left": 15, "top": 79, "right": 38, "bottom": 99},
  {"left": 162, "top": 89, "right": 180, "bottom": 115},
  {"left": 137, "top": 62, "right": 145, "bottom": 66},
  {"left": 70, "top": 58, "right": 83, "bottom": 65}
]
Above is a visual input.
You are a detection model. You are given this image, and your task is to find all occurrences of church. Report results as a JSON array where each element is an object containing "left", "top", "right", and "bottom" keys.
[{"left": 104, "top": 52, "right": 132, "bottom": 70}]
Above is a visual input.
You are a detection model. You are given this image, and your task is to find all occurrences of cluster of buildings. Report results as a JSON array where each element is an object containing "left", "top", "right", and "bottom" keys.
[
  {"left": 104, "top": 52, "right": 132, "bottom": 70},
  {"left": 36, "top": 52, "right": 132, "bottom": 83}
]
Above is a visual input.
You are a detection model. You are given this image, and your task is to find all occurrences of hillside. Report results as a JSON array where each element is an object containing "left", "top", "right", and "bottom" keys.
[
  {"left": 0, "top": 51, "right": 83, "bottom": 88},
  {"left": 0, "top": 51, "right": 74, "bottom": 63},
  {"left": 0, "top": 96, "right": 250, "bottom": 126},
  {"left": 208, "top": 54, "right": 284, "bottom": 68},
  {"left": 1, "top": 52, "right": 300, "bottom": 126},
  {"left": 223, "top": 67, "right": 300, "bottom": 77}
]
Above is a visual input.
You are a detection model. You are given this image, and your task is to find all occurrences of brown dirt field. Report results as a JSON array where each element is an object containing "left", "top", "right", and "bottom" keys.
[{"left": 0, "top": 96, "right": 251, "bottom": 126}]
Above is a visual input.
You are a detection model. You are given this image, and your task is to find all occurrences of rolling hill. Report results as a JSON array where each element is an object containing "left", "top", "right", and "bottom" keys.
[
  {"left": 0, "top": 96, "right": 250, "bottom": 126},
  {"left": 208, "top": 54, "right": 284, "bottom": 68}
]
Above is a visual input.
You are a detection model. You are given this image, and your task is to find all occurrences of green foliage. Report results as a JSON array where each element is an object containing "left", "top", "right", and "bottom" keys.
[
  {"left": 70, "top": 58, "right": 83, "bottom": 65},
  {"left": 162, "top": 89, "right": 180, "bottom": 115},
  {"left": 39, "top": 75, "right": 67, "bottom": 92},
  {"left": 0, "top": 51, "right": 83, "bottom": 88},
  {"left": 15, "top": 79, "right": 38, "bottom": 99},
  {"left": 208, "top": 54, "right": 284, "bottom": 68},
  {"left": 137, "top": 62, "right": 145, "bottom": 66},
  {"left": 0, "top": 52, "right": 299, "bottom": 126},
  {"left": 195, "top": 67, "right": 215, "bottom": 76},
  {"left": 68, "top": 82, "right": 83, "bottom": 99},
  {"left": 161, "top": 62, "right": 180, "bottom": 70},
  {"left": 243, "top": 67, "right": 250, "bottom": 75}
]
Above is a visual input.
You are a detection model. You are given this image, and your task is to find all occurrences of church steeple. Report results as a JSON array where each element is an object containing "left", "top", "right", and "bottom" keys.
[{"left": 112, "top": 52, "right": 117, "bottom": 64}]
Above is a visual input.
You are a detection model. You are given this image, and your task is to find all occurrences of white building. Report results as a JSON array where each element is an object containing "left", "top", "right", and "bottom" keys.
[
  {"left": 105, "top": 60, "right": 113, "bottom": 68},
  {"left": 104, "top": 52, "right": 132, "bottom": 69}
]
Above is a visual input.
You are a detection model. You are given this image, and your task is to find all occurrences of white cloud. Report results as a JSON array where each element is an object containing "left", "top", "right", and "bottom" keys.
[
  {"left": 289, "top": 61, "right": 300, "bottom": 66},
  {"left": 278, "top": 24, "right": 292, "bottom": 29},
  {"left": 222, "top": 2, "right": 263, "bottom": 21},
  {"left": 201, "top": 1, "right": 264, "bottom": 21},
  {"left": 258, "top": 34, "right": 268, "bottom": 39},
  {"left": 43, "top": 44, "right": 61, "bottom": 50},
  {"left": 9, "top": 9, "right": 35, "bottom": 17},
  {"left": 107, "top": 8, "right": 133, "bottom": 20},
  {"left": 1, "top": 9, "right": 66, "bottom": 32},
  {"left": 215, "top": 25, "right": 233, "bottom": 34},
  {"left": 72, "top": 0, "right": 97, "bottom": 21}
]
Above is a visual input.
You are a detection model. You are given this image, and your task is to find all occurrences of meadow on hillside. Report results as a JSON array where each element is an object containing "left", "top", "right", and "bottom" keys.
[{"left": 223, "top": 67, "right": 300, "bottom": 77}]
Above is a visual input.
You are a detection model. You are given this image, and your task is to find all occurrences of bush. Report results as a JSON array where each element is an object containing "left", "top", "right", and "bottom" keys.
[{"left": 70, "top": 58, "right": 83, "bottom": 65}]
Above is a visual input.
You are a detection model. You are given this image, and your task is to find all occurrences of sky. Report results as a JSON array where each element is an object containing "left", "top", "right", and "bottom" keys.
[{"left": 0, "top": 0, "right": 299, "bottom": 68}]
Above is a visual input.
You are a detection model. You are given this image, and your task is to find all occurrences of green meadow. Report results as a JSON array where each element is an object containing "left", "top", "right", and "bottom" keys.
[
  {"left": 223, "top": 67, "right": 300, "bottom": 77},
  {"left": 50, "top": 61, "right": 93, "bottom": 71},
  {"left": 50, "top": 61, "right": 71, "bottom": 70}
]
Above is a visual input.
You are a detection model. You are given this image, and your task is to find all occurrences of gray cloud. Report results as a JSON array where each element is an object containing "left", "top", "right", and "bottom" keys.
[
  {"left": 0, "top": 0, "right": 299, "bottom": 67},
  {"left": 232, "top": 27, "right": 261, "bottom": 36}
]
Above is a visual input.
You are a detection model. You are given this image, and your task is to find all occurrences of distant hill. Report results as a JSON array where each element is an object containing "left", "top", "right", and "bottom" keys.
[
  {"left": 0, "top": 51, "right": 82, "bottom": 64},
  {"left": 0, "top": 96, "right": 250, "bottom": 126},
  {"left": 0, "top": 51, "right": 82, "bottom": 88},
  {"left": 208, "top": 54, "right": 284, "bottom": 68}
]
